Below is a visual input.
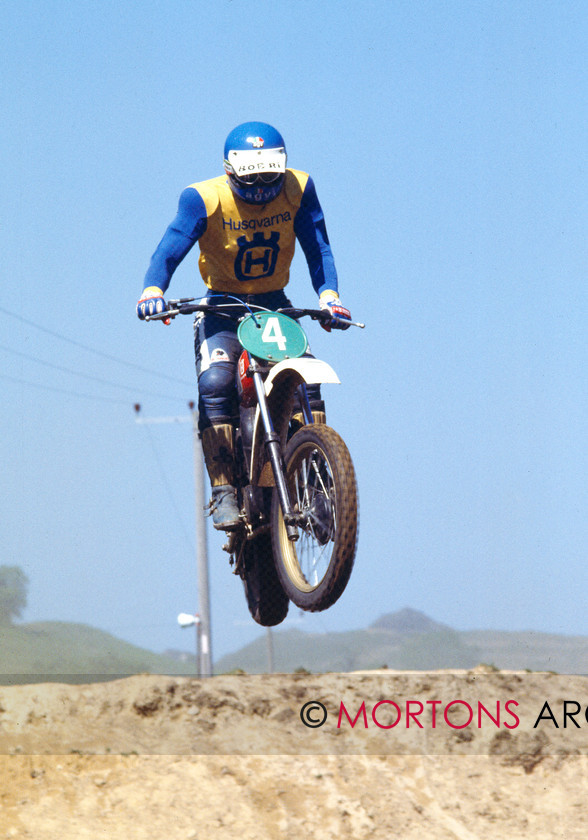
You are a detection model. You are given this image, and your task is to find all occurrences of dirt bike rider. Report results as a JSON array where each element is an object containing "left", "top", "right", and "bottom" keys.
[{"left": 137, "top": 121, "right": 352, "bottom": 530}]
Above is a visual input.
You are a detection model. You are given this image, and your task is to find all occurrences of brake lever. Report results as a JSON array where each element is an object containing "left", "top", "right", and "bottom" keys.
[
  {"left": 166, "top": 297, "right": 197, "bottom": 306},
  {"left": 145, "top": 308, "right": 179, "bottom": 322},
  {"left": 321, "top": 313, "right": 366, "bottom": 329}
]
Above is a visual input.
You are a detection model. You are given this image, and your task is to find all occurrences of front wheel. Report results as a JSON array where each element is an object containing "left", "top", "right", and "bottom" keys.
[
  {"left": 271, "top": 425, "right": 358, "bottom": 612},
  {"left": 242, "top": 532, "right": 289, "bottom": 627}
]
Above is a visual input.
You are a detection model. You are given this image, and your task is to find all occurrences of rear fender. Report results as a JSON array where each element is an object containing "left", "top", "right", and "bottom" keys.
[{"left": 249, "top": 358, "right": 340, "bottom": 485}]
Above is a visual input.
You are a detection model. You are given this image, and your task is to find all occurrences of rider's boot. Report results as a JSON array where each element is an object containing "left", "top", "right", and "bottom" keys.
[{"left": 201, "top": 423, "right": 241, "bottom": 531}]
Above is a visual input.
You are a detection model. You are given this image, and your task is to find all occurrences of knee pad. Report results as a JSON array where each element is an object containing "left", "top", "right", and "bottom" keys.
[{"left": 198, "top": 362, "right": 237, "bottom": 429}]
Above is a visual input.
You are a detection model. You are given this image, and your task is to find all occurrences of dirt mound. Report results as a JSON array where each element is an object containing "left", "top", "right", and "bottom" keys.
[{"left": 0, "top": 670, "right": 586, "bottom": 838}]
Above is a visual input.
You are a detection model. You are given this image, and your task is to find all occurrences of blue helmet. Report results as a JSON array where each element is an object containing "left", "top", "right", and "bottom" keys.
[{"left": 223, "top": 121, "right": 287, "bottom": 204}]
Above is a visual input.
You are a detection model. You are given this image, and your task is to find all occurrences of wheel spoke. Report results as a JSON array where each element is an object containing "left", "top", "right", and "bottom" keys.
[
  {"left": 310, "top": 455, "right": 329, "bottom": 496},
  {"left": 284, "top": 443, "right": 337, "bottom": 588}
]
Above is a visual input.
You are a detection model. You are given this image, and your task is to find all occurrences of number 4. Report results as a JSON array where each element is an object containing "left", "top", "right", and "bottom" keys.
[{"left": 261, "top": 317, "right": 287, "bottom": 351}]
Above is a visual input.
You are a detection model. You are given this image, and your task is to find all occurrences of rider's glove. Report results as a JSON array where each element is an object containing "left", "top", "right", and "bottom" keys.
[
  {"left": 136, "top": 286, "right": 170, "bottom": 325},
  {"left": 319, "top": 290, "right": 352, "bottom": 331}
]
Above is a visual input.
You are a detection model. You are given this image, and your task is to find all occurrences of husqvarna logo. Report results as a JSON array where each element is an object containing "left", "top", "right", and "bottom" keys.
[
  {"left": 234, "top": 231, "right": 280, "bottom": 282},
  {"left": 247, "top": 136, "right": 264, "bottom": 148}
]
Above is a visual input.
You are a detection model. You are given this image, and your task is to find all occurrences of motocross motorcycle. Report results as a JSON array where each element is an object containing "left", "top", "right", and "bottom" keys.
[{"left": 147, "top": 297, "right": 363, "bottom": 627}]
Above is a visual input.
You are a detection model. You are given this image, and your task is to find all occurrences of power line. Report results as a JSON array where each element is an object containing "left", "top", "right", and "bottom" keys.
[
  {"left": 0, "top": 342, "right": 188, "bottom": 403},
  {"left": 140, "top": 421, "right": 195, "bottom": 557},
  {"left": 0, "top": 304, "right": 194, "bottom": 387},
  {"left": 0, "top": 371, "right": 133, "bottom": 404}
]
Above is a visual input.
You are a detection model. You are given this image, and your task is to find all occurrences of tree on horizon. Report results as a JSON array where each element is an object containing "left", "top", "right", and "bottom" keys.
[{"left": 0, "top": 565, "right": 29, "bottom": 626}]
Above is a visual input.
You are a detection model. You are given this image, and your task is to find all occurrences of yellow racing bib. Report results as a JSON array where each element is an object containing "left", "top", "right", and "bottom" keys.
[{"left": 189, "top": 169, "right": 310, "bottom": 294}]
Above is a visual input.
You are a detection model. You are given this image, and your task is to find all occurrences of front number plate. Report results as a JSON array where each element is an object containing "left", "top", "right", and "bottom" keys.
[{"left": 237, "top": 312, "right": 308, "bottom": 362}]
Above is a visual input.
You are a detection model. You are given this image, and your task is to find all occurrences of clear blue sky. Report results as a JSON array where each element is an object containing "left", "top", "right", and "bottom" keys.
[{"left": 2, "top": 0, "right": 587, "bottom": 665}]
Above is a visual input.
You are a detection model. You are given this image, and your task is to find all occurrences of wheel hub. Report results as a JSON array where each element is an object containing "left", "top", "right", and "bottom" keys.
[{"left": 305, "top": 492, "right": 333, "bottom": 545}]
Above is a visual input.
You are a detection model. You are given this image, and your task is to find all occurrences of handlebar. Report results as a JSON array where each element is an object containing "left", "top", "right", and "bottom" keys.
[{"left": 144, "top": 297, "right": 365, "bottom": 328}]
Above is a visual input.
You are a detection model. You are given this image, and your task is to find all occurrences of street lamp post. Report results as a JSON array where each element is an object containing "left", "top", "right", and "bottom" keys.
[{"left": 178, "top": 612, "right": 202, "bottom": 675}]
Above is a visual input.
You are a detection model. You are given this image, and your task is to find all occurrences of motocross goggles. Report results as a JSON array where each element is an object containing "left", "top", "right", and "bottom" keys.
[
  {"left": 229, "top": 170, "right": 283, "bottom": 186},
  {"left": 224, "top": 147, "right": 287, "bottom": 185}
]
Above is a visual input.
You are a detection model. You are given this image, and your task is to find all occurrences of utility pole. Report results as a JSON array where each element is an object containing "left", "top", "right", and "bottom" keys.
[
  {"left": 134, "top": 402, "right": 213, "bottom": 677},
  {"left": 266, "top": 627, "right": 274, "bottom": 674},
  {"left": 189, "top": 402, "right": 212, "bottom": 677}
]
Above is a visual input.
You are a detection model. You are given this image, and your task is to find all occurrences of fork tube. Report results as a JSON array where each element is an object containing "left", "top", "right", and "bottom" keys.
[
  {"left": 298, "top": 384, "right": 314, "bottom": 424},
  {"left": 252, "top": 371, "right": 299, "bottom": 541}
]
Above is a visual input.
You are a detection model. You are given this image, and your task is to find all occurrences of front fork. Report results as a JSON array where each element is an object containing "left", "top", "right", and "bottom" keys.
[{"left": 251, "top": 365, "right": 300, "bottom": 542}]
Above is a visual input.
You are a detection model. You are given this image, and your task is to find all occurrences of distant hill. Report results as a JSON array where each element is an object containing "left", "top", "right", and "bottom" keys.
[
  {"left": 0, "top": 621, "right": 197, "bottom": 684},
  {"left": 214, "top": 609, "right": 588, "bottom": 675},
  {"left": 4, "top": 611, "right": 587, "bottom": 684},
  {"left": 370, "top": 607, "right": 451, "bottom": 635}
]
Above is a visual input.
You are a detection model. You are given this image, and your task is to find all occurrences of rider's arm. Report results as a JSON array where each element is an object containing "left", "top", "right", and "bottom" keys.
[
  {"left": 142, "top": 187, "right": 209, "bottom": 294},
  {"left": 293, "top": 176, "right": 338, "bottom": 298}
]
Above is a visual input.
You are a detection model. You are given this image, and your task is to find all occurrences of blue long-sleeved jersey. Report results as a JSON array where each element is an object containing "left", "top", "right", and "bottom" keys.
[{"left": 143, "top": 169, "right": 338, "bottom": 297}]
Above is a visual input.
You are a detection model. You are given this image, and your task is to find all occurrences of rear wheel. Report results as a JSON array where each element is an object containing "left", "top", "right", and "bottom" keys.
[
  {"left": 242, "top": 532, "right": 289, "bottom": 627},
  {"left": 271, "top": 425, "right": 358, "bottom": 611}
]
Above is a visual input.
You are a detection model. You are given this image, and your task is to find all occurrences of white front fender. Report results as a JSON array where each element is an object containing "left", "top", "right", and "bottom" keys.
[{"left": 263, "top": 357, "right": 340, "bottom": 395}]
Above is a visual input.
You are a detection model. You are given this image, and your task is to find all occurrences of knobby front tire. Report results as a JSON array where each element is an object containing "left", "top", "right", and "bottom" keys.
[{"left": 271, "top": 424, "right": 358, "bottom": 612}]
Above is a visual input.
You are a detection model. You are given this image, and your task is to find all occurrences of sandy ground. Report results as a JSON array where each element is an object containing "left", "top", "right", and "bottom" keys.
[{"left": 0, "top": 669, "right": 587, "bottom": 838}]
